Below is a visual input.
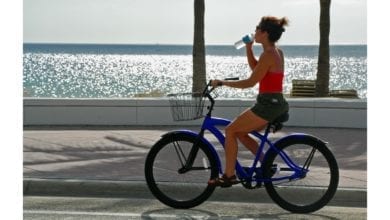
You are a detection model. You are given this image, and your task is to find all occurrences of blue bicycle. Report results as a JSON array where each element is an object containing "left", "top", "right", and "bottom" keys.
[{"left": 145, "top": 80, "right": 339, "bottom": 213}]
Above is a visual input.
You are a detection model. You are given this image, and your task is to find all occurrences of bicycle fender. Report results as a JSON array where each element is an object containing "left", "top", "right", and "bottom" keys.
[
  {"left": 264, "top": 133, "right": 328, "bottom": 162},
  {"left": 273, "top": 133, "right": 327, "bottom": 147},
  {"left": 161, "top": 130, "right": 223, "bottom": 173}
]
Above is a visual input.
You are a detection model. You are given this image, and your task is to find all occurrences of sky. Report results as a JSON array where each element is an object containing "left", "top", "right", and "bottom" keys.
[
  {"left": 1, "top": 1, "right": 389, "bottom": 218},
  {"left": 23, "top": 0, "right": 367, "bottom": 45}
]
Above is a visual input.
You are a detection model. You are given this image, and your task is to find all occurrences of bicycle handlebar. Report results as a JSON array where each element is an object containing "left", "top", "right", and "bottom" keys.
[
  {"left": 206, "top": 77, "right": 239, "bottom": 94},
  {"left": 224, "top": 77, "right": 239, "bottom": 81},
  {"left": 203, "top": 77, "right": 239, "bottom": 116}
]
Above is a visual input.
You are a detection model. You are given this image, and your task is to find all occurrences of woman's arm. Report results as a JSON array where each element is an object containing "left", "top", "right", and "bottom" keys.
[{"left": 214, "top": 53, "right": 271, "bottom": 89}]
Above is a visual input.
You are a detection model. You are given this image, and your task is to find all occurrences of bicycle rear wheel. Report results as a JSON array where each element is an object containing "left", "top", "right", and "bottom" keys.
[
  {"left": 263, "top": 135, "right": 339, "bottom": 213},
  {"left": 144, "top": 133, "right": 218, "bottom": 209}
]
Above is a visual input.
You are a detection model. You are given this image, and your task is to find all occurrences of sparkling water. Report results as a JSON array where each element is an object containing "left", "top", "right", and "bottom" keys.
[{"left": 23, "top": 44, "right": 367, "bottom": 98}]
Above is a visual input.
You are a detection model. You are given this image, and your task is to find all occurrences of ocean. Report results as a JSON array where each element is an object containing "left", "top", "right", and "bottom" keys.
[{"left": 23, "top": 44, "right": 367, "bottom": 99}]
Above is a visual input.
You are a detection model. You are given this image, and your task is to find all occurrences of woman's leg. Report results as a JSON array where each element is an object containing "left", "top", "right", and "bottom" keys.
[
  {"left": 237, "top": 133, "right": 258, "bottom": 154},
  {"left": 224, "top": 109, "right": 268, "bottom": 177},
  {"left": 237, "top": 132, "right": 265, "bottom": 161}
]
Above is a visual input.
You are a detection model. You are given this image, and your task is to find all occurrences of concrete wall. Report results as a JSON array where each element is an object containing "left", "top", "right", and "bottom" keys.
[{"left": 23, "top": 98, "right": 367, "bottom": 128}]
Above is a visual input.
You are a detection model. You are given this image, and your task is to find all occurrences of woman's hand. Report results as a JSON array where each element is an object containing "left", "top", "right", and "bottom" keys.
[
  {"left": 246, "top": 40, "right": 254, "bottom": 49},
  {"left": 210, "top": 79, "right": 223, "bottom": 88}
]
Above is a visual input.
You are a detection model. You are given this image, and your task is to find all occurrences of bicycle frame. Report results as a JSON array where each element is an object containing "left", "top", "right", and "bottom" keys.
[{"left": 188, "top": 114, "right": 309, "bottom": 184}]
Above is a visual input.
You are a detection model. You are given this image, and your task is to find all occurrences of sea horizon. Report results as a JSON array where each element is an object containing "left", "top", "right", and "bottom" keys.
[
  {"left": 23, "top": 42, "right": 367, "bottom": 46},
  {"left": 23, "top": 43, "right": 367, "bottom": 99}
]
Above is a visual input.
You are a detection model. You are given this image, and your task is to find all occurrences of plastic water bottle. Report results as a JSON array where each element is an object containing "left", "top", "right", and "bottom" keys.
[{"left": 234, "top": 33, "right": 254, "bottom": 49}]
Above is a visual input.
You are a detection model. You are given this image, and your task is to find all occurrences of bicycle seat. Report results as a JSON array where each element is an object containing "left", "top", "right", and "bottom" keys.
[{"left": 269, "top": 112, "right": 289, "bottom": 132}]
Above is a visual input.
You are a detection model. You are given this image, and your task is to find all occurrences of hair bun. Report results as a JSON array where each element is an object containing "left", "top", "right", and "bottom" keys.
[{"left": 280, "top": 17, "right": 289, "bottom": 27}]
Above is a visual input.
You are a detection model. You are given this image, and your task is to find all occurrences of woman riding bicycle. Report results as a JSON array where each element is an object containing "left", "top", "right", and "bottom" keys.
[{"left": 208, "top": 16, "right": 290, "bottom": 187}]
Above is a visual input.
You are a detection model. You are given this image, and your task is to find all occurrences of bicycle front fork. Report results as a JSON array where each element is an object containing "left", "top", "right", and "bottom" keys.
[{"left": 178, "top": 129, "right": 205, "bottom": 174}]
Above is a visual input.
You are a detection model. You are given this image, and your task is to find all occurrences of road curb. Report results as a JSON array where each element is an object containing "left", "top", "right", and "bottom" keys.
[{"left": 23, "top": 178, "right": 366, "bottom": 208}]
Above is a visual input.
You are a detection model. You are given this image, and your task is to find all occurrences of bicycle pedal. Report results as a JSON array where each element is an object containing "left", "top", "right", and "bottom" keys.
[
  {"left": 220, "top": 181, "right": 240, "bottom": 188},
  {"left": 241, "top": 180, "right": 262, "bottom": 189}
]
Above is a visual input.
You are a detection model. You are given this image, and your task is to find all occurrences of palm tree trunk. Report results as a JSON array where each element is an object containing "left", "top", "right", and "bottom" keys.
[
  {"left": 316, "top": 0, "right": 331, "bottom": 97},
  {"left": 192, "top": 0, "right": 206, "bottom": 93}
]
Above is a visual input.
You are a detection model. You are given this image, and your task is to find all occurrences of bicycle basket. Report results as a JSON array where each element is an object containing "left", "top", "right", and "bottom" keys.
[{"left": 167, "top": 92, "right": 205, "bottom": 121}]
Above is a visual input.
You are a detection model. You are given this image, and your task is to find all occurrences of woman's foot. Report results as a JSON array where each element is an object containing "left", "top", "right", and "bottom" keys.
[{"left": 208, "top": 174, "right": 239, "bottom": 188}]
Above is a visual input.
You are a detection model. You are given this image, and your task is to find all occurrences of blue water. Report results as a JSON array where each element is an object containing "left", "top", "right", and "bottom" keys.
[{"left": 23, "top": 44, "right": 367, "bottom": 98}]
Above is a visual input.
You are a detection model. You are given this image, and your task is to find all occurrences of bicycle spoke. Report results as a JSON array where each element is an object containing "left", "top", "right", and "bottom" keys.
[
  {"left": 303, "top": 147, "right": 317, "bottom": 170},
  {"left": 173, "top": 141, "right": 187, "bottom": 167},
  {"left": 188, "top": 166, "right": 211, "bottom": 171}
]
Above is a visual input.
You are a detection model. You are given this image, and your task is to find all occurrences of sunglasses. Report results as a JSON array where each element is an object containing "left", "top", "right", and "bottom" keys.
[{"left": 255, "top": 26, "right": 266, "bottom": 33}]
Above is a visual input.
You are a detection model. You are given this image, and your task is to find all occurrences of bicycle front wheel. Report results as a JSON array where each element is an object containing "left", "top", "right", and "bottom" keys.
[
  {"left": 144, "top": 133, "right": 219, "bottom": 209},
  {"left": 263, "top": 135, "right": 339, "bottom": 213}
]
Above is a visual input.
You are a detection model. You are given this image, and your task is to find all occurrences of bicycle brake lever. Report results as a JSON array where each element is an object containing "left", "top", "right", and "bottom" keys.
[{"left": 207, "top": 80, "right": 217, "bottom": 93}]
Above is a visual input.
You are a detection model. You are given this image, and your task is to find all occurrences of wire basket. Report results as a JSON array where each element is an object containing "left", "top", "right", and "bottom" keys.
[{"left": 167, "top": 92, "right": 205, "bottom": 121}]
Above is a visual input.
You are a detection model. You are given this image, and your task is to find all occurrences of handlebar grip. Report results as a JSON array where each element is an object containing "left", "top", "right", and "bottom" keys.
[{"left": 224, "top": 77, "right": 239, "bottom": 80}]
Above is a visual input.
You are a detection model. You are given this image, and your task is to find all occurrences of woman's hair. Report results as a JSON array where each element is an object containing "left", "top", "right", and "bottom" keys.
[{"left": 258, "top": 16, "right": 289, "bottom": 42}]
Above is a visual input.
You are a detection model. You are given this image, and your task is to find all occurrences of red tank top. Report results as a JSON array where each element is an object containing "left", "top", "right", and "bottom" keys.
[{"left": 259, "top": 71, "right": 284, "bottom": 93}]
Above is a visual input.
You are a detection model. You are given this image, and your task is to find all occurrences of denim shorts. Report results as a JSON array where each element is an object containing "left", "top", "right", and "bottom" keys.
[{"left": 250, "top": 93, "right": 289, "bottom": 122}]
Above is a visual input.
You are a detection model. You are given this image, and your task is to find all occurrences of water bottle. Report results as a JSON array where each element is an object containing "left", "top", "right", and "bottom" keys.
[{"left": 234, "top": 33, "right": 254, "bottom": 49}]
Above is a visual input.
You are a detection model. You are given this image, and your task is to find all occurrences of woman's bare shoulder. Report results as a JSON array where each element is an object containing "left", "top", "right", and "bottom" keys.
[
  {"left": 277, "top": 48, "right": 284, "bottom": 57},
  {"left": 259, "top": 50, "right": 274, "bottom": 62}
]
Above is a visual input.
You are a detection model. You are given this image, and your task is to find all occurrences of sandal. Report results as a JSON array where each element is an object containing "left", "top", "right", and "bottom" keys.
[{"left": 208, "top": 174, "right": 240, "bottom": 188}]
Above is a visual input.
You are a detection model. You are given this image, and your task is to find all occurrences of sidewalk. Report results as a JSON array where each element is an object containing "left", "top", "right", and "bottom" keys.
[{"left": 23, "top": 126, "right": 367, "bottom": 207}]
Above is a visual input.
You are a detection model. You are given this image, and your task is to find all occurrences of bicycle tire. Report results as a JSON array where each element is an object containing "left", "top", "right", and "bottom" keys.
[
  {"left": 144, "top": 133, "right": 219, "bottom": 209},
  {"left": 262, "top": 135, "right": 339, "bottom": 213}
]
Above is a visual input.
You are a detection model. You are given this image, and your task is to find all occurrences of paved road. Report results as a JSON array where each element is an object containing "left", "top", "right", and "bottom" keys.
[
  {"left": 24, "top": 126, "right": 367, "bottom": 189},
  {"left": 24, "top": 196, "right": 367, "bottom": 220},
  {"left": 23, "top": 125, "right": 367, "bottom": 211}
]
